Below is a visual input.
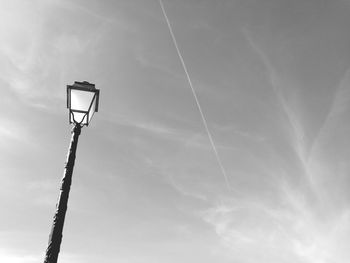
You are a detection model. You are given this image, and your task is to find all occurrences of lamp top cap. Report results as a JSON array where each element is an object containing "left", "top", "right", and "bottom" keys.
[{"left": 72, "top": 81, "right": 96, "bottom": 90}]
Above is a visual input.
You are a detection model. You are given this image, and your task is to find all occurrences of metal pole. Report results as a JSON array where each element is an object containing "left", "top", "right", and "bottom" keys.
[{"left": 44, "top": 123, "right": 81, "bottom": 263}]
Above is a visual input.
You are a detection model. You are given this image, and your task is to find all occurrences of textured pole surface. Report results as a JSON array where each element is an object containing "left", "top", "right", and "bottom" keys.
[{"left": 44, "top": 124, "right": 81, "bottom": 263}]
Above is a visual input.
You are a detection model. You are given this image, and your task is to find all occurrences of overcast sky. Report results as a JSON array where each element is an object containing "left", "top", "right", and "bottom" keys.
[{"left": 2, "top": 0, "right": 350, "bottom": 262}]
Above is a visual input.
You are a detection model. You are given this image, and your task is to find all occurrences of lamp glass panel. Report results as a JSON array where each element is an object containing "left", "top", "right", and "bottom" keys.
[
  {"left": 88, "top": 95, "right": 96, "bottom": 123},
  {"left": 71, "top": 111, "right": 87, "bottom": 124},
  {"left": 70, "top": 89, "right": 95, "bottom": 111}
]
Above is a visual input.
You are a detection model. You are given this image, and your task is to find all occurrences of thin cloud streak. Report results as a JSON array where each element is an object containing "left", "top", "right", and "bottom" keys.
[
  {"left": 167, "top": 173, "right": 208, "bottom": 201},
  {"left": 243, "top": 28, "right": 306, "bottom": 162},
  {"left": 159, "top": 0, "right": 232, "bottom": 191},
  {"left": 242, "top": 28, "right": 320, "bottom": 192},
  {"left": 308, "top": 67, "right": 350, "bottom": 159}
]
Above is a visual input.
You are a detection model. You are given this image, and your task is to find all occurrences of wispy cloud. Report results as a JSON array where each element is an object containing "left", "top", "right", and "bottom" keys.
[
  {"left": 167, "top": 173, "right": 208, "bottom": 201},
  {"left": 241, "top": 28, "right": 328, "bottom": 201},
  {"left": 236, "top": 29, "right": 350, "bottom": 262},
  {"left": 104, "top": 114, "right": 223, "bottom": 149},
  {"left": 202, "top": 188, "right": 350, "bottom": 263},
  {"left": 202, "top": 201, "right": 297, "bottom": 262},
  {"left": 143, "top": 156, "right": 208, "bottom": 201},
  {"left": 211, "top": 123, "right": 266, "bottom": 143},
  {"left": 308, "top": 67, "right": 350, "bottom": 159},
  {"left": 0, "top": 1, "right": 52, "bottom": 98},
  {"left": 243, "top": 28, "right": 307, "bottom": 163},
  {"left": 132, "top": 121, "right": 178, "bottom": 136},
  {"left": 0, "top": 0, "right": 112, "bottom": 108}
]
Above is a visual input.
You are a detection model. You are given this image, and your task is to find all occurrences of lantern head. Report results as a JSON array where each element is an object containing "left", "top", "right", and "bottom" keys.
[{"left": 67, "top": 81, "right": 100, "bottom": 126}]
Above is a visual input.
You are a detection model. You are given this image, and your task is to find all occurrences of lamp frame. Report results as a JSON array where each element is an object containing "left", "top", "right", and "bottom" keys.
[{"left": 66, "top": 81, "right": 100, "bottom": 126}]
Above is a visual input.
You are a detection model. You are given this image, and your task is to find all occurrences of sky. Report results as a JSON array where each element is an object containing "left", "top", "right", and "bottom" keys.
[{"left": 1, "top": 0, "right": 350, "bottom": 262}]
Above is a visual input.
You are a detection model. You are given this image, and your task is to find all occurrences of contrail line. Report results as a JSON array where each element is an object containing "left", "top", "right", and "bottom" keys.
[{"left": 158, "top": 0, "right": 231, "bottom": 190}]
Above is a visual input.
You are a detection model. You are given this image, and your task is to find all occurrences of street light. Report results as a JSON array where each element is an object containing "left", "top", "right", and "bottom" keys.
[{"left": 43, "top": 81, "right": 100, "bottom": 263}]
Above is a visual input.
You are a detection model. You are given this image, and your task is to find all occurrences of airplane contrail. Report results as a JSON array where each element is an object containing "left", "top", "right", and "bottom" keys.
[{"left": 158, "top": 0, "right": 232, "bottom": 190}]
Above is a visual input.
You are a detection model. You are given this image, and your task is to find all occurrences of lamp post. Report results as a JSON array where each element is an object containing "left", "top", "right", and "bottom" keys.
[{"left": 43, "top": 81, "right": 100, "bottom": 263}]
